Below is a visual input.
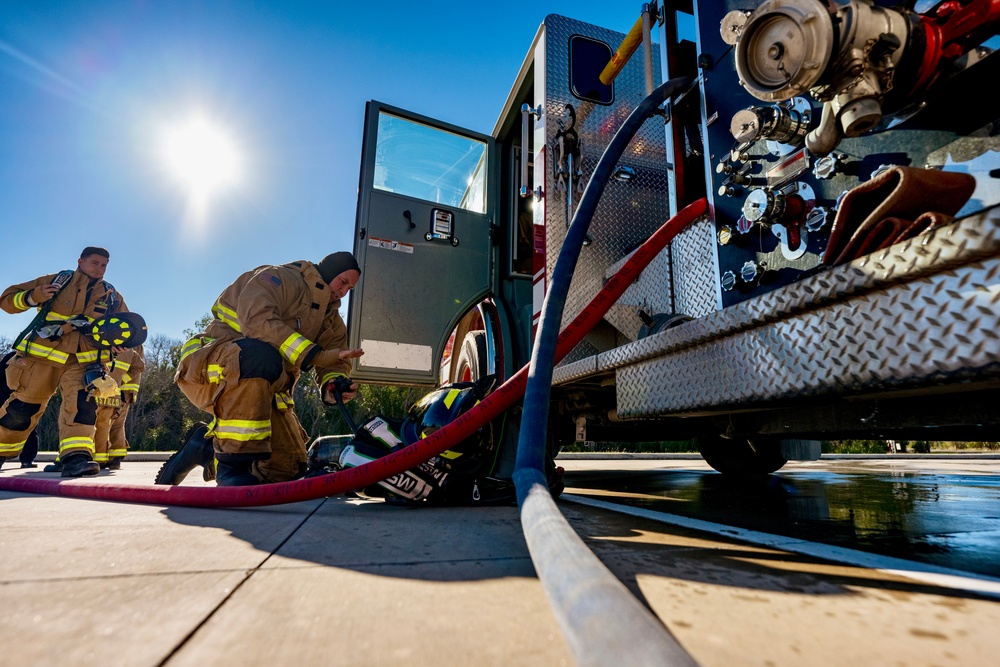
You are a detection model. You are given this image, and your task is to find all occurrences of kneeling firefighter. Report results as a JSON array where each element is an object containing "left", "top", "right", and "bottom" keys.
[
  {"left": 308, "top": 375, "right": 565, "bottom": 506},
  {"left": 157, "top": 252, "right": 364, "bottom": 486}
]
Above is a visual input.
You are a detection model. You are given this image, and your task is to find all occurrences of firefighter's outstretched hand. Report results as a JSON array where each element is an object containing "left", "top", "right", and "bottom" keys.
[{"left": 312, "top": 347, "right": 364, "bottom": 369}]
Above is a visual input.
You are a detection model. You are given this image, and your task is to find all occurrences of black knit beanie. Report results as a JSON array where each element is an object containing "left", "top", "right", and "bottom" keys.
[{"left": 317, "top": 251, "right": 360, "bottom": 285}]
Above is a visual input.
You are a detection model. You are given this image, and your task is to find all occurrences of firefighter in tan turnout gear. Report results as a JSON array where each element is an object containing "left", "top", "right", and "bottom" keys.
[
  {"left": 93, "top": 344, "right": 145, "bottom": 470},
  {"left": 0, "top": 247, "right": 133, "bottom": 477},
  {"left": 157, "top": 252, "right": 363, "bottom": 486}
]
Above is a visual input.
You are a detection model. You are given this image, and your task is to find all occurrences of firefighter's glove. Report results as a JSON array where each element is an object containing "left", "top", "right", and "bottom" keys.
[
  {"left": 322, "top": 376, "right": 358, "bottom": 406},
  {"left": 121, "top": 390, "right": 138, "bottom": 404},
  {"left": 25, "top": 284, "right": 57, "bottom": 307}
]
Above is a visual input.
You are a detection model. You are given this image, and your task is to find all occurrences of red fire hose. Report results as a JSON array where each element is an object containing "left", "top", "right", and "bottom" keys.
[{"left": 0, "top": 198, "right": 707, "bottom": 508}]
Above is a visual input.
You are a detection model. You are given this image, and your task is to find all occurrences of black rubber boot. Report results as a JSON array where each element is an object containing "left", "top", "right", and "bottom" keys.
[
  {"left": 43, "top": 460, "right": 63, "bottom": 473},
  {"left": 106, "top": 458, "right": 122, "bottom": 470},
  {"left": 216, "top": 460, "right": 261, "bottom": 486},
  {"left": 61, "top": 453, "right": 100, "bottom": 478},
  {"left": 154, "top": 422, "right": 215, "bottom": 485}
]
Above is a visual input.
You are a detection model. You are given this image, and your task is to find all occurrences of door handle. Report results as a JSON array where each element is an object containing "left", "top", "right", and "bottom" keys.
[{"left": 403, "top": 210, "right": 416, "bottom": 229}]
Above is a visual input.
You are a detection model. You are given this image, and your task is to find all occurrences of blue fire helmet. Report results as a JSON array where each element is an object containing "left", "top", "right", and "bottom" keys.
[{"left": 89, "top": 311, "right": 147, "bottom": 349}]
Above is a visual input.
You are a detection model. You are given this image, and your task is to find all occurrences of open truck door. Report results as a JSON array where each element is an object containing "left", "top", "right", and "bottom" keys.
[{"left": 348, "top": 102, "right": 496, "bottom": 386}]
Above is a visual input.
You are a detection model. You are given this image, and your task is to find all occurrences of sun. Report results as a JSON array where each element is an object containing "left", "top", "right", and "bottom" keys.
[{"left": 160, "top": 114, "right": 242, "bottom": 200}]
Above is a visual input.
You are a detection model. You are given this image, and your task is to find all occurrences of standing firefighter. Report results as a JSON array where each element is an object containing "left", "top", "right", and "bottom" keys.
[
  {"left": 0, "top": 247, "right": 132, "bottom": 477},
  {"left": 93, "top": 343, "right": 144, "bottom": 470},
  {"left": 157, "top": 252, "right": 363, "bottom": 486}
]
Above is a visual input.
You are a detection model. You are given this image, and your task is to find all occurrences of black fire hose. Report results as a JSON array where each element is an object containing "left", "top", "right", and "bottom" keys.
[{"left": 513, "top": 76, "right": 702, "bottom": 667}]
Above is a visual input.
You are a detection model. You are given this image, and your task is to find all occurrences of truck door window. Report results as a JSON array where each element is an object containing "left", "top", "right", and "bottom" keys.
[
  {"left": 569, "top": 35, "right": 614, "bottom": 105},
  {"left": 373, "top": 112, "right": 488, "bottom": 214}
]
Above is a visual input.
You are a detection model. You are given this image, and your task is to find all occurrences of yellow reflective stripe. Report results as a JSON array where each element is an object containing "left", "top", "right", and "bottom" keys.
[
  {"left": 16, "top": 340, "right": 70, "bottom": 364},
  {"left": 274, "top": 391, "right": 294, "bottom": 410},
  {"left": 207, "top": 364, "right": 225, "bottom": 383},
  {"left": 214, "top": 418, "right": 270, "bottom": 441},
  {"left": 442, "top": 389, "right": 461, "bottom": 409},
  {"left": 205, "top": 418, "right": 218, "bottom": 437},
  {"left": 108, "top": 447, "right": 127, "bottom": 457},
  {"left": 112, "top": 360, "right": 132, "bottom": 372},
  {"left": 180, "top": 336, "right": 214, "bottom": 362},
  {"left": 0, "top": 440, "right": 28, "bottom": 455},
  {"left": 319, "top": 371, "right": 346, "bottom": 386},
  {"left": 279, "top": 333, "right": 311, "bottom": 364},
  {"left": 59, "top": 436, "right": 95, "bottom": 455},
  {"left": 44, "top": 312, "right": 92, "bottom": 323},
  {"left": 212, "top": 300, "right": 241, "bottom": 332},
  {"left": 94, "top": 451, "right": 110, "bottom": 463},
  {"left": 12, "top": 291, "right": 29, "bottom": 311},
  {"left": 121, "top": 383, "right": 139, "bottom": 392},
  {"left": 76, "top": 350, "right": 99, "bottom": 363}
]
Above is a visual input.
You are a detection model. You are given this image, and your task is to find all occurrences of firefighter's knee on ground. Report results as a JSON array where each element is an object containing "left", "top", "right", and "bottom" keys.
[
  {"left": 0, "top": 399, "right": 42, "bottom": 431},
  {"left": 235, "top": 339, "right": 283, "bottom": 382}
]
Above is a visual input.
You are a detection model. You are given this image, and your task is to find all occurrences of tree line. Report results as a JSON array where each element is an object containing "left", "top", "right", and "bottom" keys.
[{"left": 1, "top": 327, "right": 428, "bottom": 453}]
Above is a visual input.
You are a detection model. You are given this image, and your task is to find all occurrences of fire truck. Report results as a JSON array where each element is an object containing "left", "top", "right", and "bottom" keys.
[{"left": 346, "top": 0, "right": 1000, "bottom": 475}]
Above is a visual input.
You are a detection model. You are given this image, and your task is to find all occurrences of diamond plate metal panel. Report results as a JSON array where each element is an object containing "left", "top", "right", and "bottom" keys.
[
  {"left": 618, "top": 256, "right": 1000, "bottom": 417},
  {"left": 670, "top": 217, "right": 719, "bottom": 317},
  {"left": 604, "top": 247, "right": 673, "bottom": 341},
  {"left": 541, "top": 16, "right": 678, "bottom": 361},
  {"left": 551, "top": 207, "right": 1000, "bottom": 386}
]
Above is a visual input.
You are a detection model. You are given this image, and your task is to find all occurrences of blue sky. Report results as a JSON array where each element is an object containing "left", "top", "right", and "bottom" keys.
[{"left": 0, "top": 1, "right": 644, "bottom": 344}]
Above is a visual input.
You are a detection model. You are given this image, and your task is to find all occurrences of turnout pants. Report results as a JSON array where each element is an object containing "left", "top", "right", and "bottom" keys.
[
  {"left": 176, "top": 337, "right": 309, "bottom": 483},
  {"left": 0, "top": 355, "right": 97, "bottom": 461},
  {"left": 94, "top": 401, "right": 131, "bottom": 463}
]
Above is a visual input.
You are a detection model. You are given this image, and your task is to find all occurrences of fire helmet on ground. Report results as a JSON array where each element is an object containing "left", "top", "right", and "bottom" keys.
[
  {"left": 401, "top": 383, "right": 488, "bottom": 472},
  {"left": 89, "top": 311, "right": 148, "bottom": 349}
]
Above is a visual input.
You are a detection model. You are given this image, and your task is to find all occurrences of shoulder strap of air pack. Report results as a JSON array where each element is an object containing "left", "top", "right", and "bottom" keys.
[
  {"left": 101, "top": 280, "right": 119, "bottom": 314},
  {"left": 12, "top": 270, "right": 76, "bottom": 350}
]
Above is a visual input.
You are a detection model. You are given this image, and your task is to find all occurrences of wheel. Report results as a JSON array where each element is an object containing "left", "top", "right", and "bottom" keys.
[
  {"left": 453, "top": 330, "right": 488, "bottom": 383},
  {"left": 697, "top": 434, "right": 787, "bottom": 476}
]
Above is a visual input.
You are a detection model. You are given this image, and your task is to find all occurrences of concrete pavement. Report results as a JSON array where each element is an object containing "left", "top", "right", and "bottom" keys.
[{"left": 3, "top": 458, "right": 1000, "bottom": 666}]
